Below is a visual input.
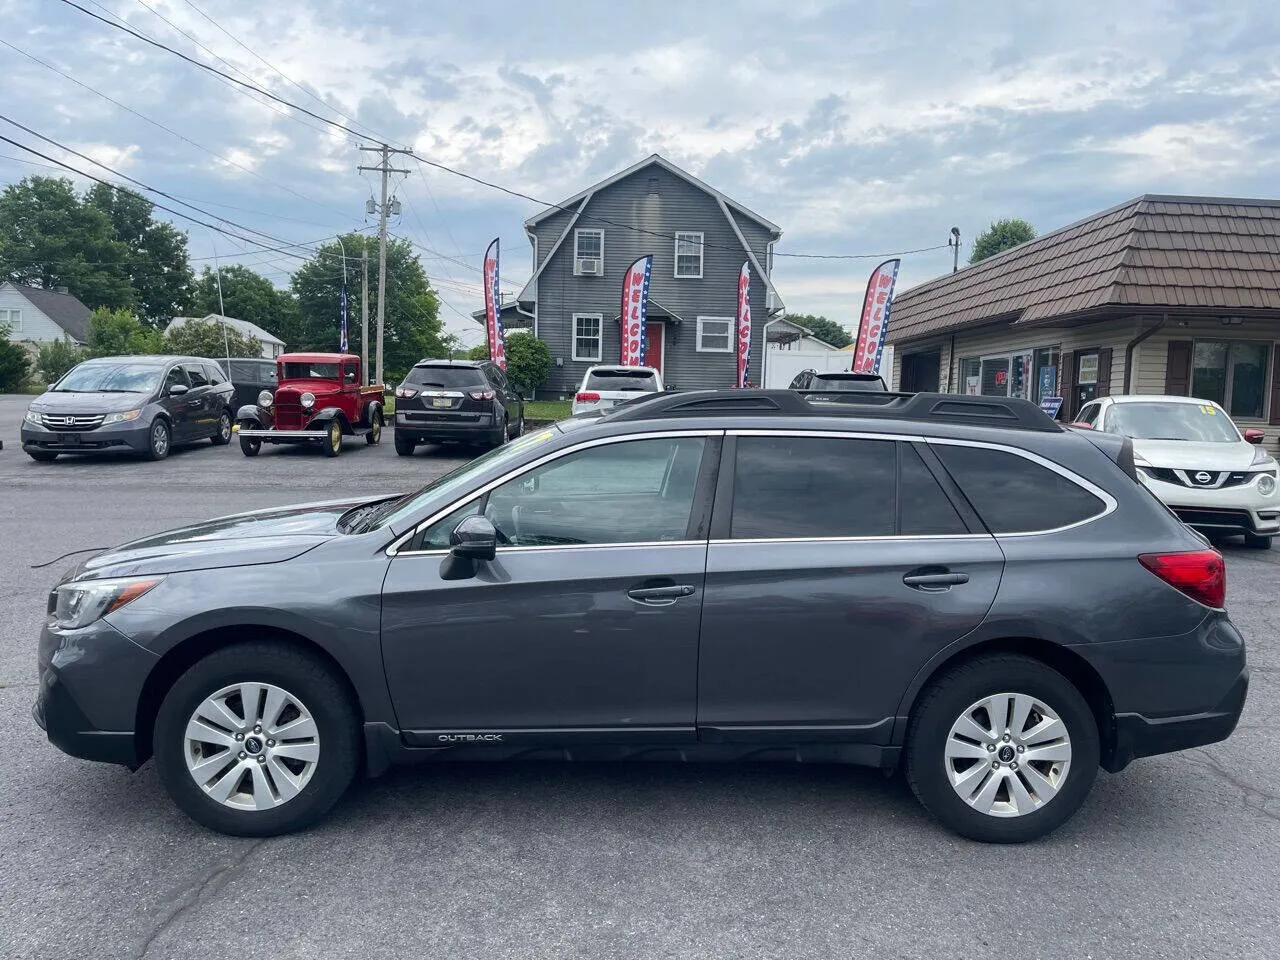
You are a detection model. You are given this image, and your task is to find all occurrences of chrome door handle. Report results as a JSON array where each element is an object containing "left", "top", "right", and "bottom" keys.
[
  {"left": 903, "top": 572, "right": 970, "bottom": 589},
  {"left": 627, "top": 584, "right": 696, "bottom": 605}
]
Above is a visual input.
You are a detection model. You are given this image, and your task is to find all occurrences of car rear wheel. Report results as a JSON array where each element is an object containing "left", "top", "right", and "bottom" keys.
[
  {"left": 26, "top": 449, "right": 58, "bottom": 462},
  {"left": 491, "top": 418, "right": 508, "bottom": 448},
  {"left": 240, "top": 435, "right": 261, "bottom": 457},
  {"left": 1243, "top": 532, "right": 1272, "bottom": 550},
  {"left": 394, "top": 434, "right": 416, "bottom": 456},
  {"left": 146, "top": 418, "right": 171, "bottom": 461},
  {"left": 211, "top": 410, "right": 233, "bottom": 445},
  {"left": 324, "top": 420, "right": 342, "bottom": 458},
  {"left": 153, "top": 641, "right": 360, "bottom": 837},
  {"left": 366, "top": 409, "right": 382, "bottom": 445},
  {"left": 509, "top": 412, "right": 523, "bottom": 440},
  {"left": 905, "top": 654, "right": 1099, "bottom": 843}
]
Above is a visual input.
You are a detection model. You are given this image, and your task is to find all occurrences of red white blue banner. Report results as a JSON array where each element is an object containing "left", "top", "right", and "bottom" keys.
[
  {"left": 620, "top": 255, "right": 653, "bottom": 366},
  {"left": 851, "top": 259, "right": 901, "bottom": 374},
  {"left": 736, "top": 262, "right": 751, "bottom": 387},
  {"left": 483, "top": 238, "right": 506, "bottom": 370}
]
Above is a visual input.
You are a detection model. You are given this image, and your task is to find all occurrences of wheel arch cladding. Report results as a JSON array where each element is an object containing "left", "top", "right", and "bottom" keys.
[
  {"left": 133, "top": 625, "right": 363, "bottom": 764},
  {"left": 898, "top": 637, "right": 1117, "bottom": 769}
]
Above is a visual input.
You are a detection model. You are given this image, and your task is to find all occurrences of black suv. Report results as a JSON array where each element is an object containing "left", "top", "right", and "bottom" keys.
[
  {"left": 392, "top": 359, "right": 524, "bottom": 454},
  {"left": 789, "top": 369, "right": 888, "bottom": 394},
  {"left": 34, "top": 390, "right": 1247, "bottom": 842}
]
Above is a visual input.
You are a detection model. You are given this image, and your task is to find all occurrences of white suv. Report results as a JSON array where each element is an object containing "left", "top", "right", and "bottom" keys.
[
  {"left": 572, "top": 365, "right": 663, "bottom": 415},
  {"left": 1073, "top": 394, "right": 1279, "bottom": 548}
]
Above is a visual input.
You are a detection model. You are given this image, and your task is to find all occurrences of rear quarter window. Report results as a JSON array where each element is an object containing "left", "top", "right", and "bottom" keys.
[{"left": 932, "top": 444, "right": 1107, "bottom": 534}]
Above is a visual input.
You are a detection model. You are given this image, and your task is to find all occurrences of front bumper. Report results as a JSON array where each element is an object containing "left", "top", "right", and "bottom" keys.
[
  {"left": 237, "top": 427, "right": 329, "bottom": 442},
  {"left": 21, "top": 420, "right": 151, "bottom": 455},
  {"left": 34, "top": 616, "right": 159, "bottom": 767},
  {"left": 1138, "top": 472, "right": 1280, "bottom": 535}
]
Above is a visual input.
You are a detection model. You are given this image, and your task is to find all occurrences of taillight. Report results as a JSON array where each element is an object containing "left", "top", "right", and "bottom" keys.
[
  {"left": 469, "top": 390, "right": 496, "bottom": 401},
  {"left": 1138, "top": 550, "right": 1226, "bottom": 609},
  {"left": 396, "top": 387, "right": 418, "bottom": 399},
  {"left": 576, "top": 391, "right": 601, "bottom": 403}
]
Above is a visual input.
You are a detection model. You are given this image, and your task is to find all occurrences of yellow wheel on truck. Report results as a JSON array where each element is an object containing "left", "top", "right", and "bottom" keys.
[{"left": 325, "top": 420, "right": 342, "bottom": 457}]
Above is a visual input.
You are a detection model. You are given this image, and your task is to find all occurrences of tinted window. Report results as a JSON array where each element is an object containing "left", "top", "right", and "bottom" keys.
[
  {"left": 810, "top": 374, "right": 887, "bottom": 392},
  {"left": 282, "top": 362, "right": 339, "bottom": 380},
  {"left": 730, "top": 437, "right": 896, "bottom": 539},
  {"left": 900, "top": 445, "right": 968, "bottom": 535},
  {"left": 586, "top": 369, "right": 659, "bottom": 392},
  {"left": 204, "top": 362, "right": 226, "bottom": 385},
  {"left": 164, "top": 366, "right": 190, "bottom": 391},
  {"left": 406, "top": 365, "right": 485, "bottom": 388},
  {"left": 228, "top": 360, "right": 253, "bottom": 381},
  {"left": 184, "top": 364, "right": 210, "bottom": 387},
  {"left": 469, "top": 437, "right": 706, "bottom": 547},
  {"left": 933, "top": 444, "right": 1106, "bottom": 534}
]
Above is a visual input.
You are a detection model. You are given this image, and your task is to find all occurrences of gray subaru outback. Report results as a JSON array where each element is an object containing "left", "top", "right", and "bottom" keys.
[{"left": 34, "top": 390, "right": 1247, "bottom": 842}]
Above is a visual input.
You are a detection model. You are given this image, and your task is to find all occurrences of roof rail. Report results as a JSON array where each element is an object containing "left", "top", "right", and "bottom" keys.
[{"left": 604, "top": 389, "right": 1063, "bottom": 432}]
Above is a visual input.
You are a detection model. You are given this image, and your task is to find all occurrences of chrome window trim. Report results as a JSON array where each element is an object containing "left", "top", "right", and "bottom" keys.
[
  {"left": 394, "top": 540, "right": 707, "bottom": 559},
  {"left": 711, "top": 534, "right": 990, "bottom": 546},
  {"left": 386, "top": 429, "right": 721, "bottom": 557}
]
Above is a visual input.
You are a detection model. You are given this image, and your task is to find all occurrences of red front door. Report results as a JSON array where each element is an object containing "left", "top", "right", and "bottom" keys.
[{"left": 644, "top": 322, "right": 664, "bottom": 374}]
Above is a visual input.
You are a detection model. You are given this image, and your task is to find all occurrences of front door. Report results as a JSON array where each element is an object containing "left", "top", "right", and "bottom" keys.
[
  {"left": 380, "top": 433, "right": 718, "bottom": 741},
  {"left": 697, "top": 434, "right": 1004, "bottom": 740},
  {"left": 644, "top": 322, "right": 664, "bottom": 375},
  {"left": 160, "top": 364, "right": 192, "bottom": 440}
]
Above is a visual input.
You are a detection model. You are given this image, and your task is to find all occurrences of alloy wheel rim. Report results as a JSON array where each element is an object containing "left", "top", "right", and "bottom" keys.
[
  {"left": 219, "top": 414, "right": 231, "bottom": 440},
  {"left": 943, "top": 692, "right": 1072, "bottom": 818},
  {"left": 183, "top": 682, "right": 320, "bottom": 810},
  {"left": 153, "top": 422, "right": 168, "bottom": 455}
]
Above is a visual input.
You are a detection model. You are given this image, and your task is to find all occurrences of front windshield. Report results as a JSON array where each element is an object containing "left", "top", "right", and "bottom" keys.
[
  {"left": 1107, "top": 402, "right": 1240, "bottom": 442},
  {"left": 54, "top": 364, "right": 162, "bottom": 393},
  {"left": 281, "top": 362, "right": 339, "bottom": 380}
]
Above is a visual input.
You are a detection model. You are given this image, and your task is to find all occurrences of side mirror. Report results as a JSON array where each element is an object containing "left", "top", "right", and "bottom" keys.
[
  {"left": 449, "top": 515, "right": 497, "bottom": 562},
  {"left": 1069, "top": 420, "right": 1093, "bottom": 430},
  {"left": 1243, "top": 428, "right": 1265, "bottom": 445},
  {"left": 169, "top": 383, "right": 190, "bottom": 396}
]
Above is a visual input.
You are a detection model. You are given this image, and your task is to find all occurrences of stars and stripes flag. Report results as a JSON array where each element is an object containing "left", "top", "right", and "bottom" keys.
[
  {"left": 339, "top": 282, "right": 349, "bottom": 352},
  {"left": 620, "top": 255, "right": 653, "bottom": 366},
  {"left": 736, "top": 262, "right": 751, "bottom": 387},
  {"left": 483, "top": 238, "right": 506, "bottom": 370},
  {"left": 851, "top": 259, "right": 901, "bottom": 374}
]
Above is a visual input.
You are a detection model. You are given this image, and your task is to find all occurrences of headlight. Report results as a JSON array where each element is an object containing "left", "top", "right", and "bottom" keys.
[
  {"left": 1259, "top": 474, "right": 1278, "bottom": 497},
  {"left": 102, "top": 409, "right": 142, "bottom": 425},
  {"left": 258, "top": 390, "right": 274, "bottom": 408},
  {"left": 300, "top": 392, "right": 316, "bottom": 410},
  {"left": 1250, "top": 446, "right": 1276, "bottom": 467},
  {"left": 53, "top": 576, "right": 163, "bottom": 629},
  {"left": 24, "top": 409, "right": 41, "bottom": 425}
]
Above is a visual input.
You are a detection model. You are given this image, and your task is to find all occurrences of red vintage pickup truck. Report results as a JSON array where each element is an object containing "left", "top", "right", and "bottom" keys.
[{"left": 235, "top": 353, "right": 385, "bottom": 457}]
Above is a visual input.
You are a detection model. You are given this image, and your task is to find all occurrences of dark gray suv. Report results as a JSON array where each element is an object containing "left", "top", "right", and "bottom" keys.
[{"left": 34, "top": 390, "right": 1248, "bottom": 842}]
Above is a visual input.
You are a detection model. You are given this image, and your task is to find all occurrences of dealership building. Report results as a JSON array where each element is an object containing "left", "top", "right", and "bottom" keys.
[{"left": 886, "top": 195, "right": 1280, "bottom": 445}]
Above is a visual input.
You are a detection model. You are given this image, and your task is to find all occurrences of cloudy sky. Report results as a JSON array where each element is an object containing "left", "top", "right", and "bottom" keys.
[{"left": 3, "top": 0, "right": 1279, "bottom": 346}]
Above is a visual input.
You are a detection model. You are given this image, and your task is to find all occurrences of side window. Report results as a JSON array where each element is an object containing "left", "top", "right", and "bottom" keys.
[
  {"left": 491, "top": 365, "right": 509, "bottom": 390},
  {"left": 265, "top": 362, "right": 278, "bottom": 384},
  {"left": 900, "top": 445, "right": 968, "bottom": 535},
  {"left": 204, "top": 362, "right": 226, "bottom": 385},
  {"left": 163, "top": 366, "right": 190, "bottom": 391},
  {"left": 422, "top": 437, "right": 707, "bottom": 548},
  {"left": 1075, "top": 402, "right": 1101, "bottom": 426},
  {"left": 932, "top": 444, "right": 1107, "bottom": 534},
  {"left": 228, "top": 360, "right": 250, "bottom": 381},
  {"left": 184, "top": 363, "right": 210, "bottom": 387},
  {"left": 730, "top": 437, "right": 896, "bottom": 539}
]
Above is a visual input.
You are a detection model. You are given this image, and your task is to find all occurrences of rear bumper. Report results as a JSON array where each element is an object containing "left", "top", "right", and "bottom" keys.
[
  {"left": 395, "top": 410, "right": 495, "bottom": 439},
  {"left": 1106, "top": 669, "right": 1249, "bottom": 772}
]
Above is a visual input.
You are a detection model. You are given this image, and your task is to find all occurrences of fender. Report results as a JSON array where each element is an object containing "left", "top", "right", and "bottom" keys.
[
  {"left": 235, "top": 403, "right": 270, "bottom": 427},
  {"left": 362, "top": 399, "right": 383, "bottom": 427},
  {"left": 305, "top": 407, "right": 349, "bottom": 432}
]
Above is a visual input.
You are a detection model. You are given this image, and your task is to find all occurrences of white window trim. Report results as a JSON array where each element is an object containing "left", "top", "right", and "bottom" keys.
[
  {"left": 674, "top": 231, "right": 705, "bottom": 279},
  {"left": 573, "top": 229, "right": 604, "bottom": 276},
  {"left": 1, "top": 308, "right": 20, "bottom": 334},
  {"left": 696, "top": 316, "right": 734, "bottom": 353},
  {"left": 765, "top": 241, "right": 776, "bottom": 310},
  {"left": 571, "top": 313, "right": 603, "bottom": 362}
]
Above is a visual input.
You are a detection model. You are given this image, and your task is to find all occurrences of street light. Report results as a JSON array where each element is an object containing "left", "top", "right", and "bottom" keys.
[{"left": 949, "top": 226, "right": 962, "bottom": 273}]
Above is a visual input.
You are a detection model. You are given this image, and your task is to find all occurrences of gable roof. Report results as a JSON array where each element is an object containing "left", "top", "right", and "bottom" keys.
[
  {"left": 887, "top": 195, "right": 1280, "bottom": 343},
  {"left": 524, "top": 154, "right": 782, "bottom": 236},
  {"left": 168, "top": 314, "right": 286, "bottom": 346},
  {"left": 2, "top": 282, "right": 92, "bottom": 342}
]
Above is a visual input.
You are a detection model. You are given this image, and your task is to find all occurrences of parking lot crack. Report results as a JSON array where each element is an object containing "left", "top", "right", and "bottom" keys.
[
  {"left": 1183, "top": 749, "right": 1280, "bottom": 825},
  {"left": 132, "top": 838, "right": 266, "bottom": 960}
]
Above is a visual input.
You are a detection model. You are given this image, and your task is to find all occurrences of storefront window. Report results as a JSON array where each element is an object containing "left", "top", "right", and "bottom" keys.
[
  {"left": 1191, "top": 341, "right": 1270, "bottom": 419},
  {"left": 958, "top": 348, "right": 1061, "bottom": 400},
  {"left": 1033, "top": 347, "right": 1061, "bottom": 402}
]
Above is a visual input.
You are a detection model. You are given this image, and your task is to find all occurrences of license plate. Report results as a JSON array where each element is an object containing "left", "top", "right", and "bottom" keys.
[
  {"left": 432, "top": 397, "right": 452, "bottom": 408},
  {"left": 63, "top": 433, "right": 81, "bottom": 444}
]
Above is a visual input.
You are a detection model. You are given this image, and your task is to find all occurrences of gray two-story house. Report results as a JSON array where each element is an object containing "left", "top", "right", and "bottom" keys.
[{"left": 482, "top": 155, "right": 786, "bottom": 397}]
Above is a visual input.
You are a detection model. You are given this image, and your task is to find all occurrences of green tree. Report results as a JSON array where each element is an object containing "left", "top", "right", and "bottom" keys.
[
  {"left": 87, "top": 307, "right": 162, "bottom": 356},
  {"left": 0, "top": 324, "right": 32, "bottom": 391},
  {"left": 291, "top": 234, "right": 447, "bottom": 380},
  {"left": 191, "top": 264, "right": 292, "bottom": 341},
  {"left": 86, "top": 184, "right": 194, "bottom": 324},
  {"left": 504, "top": 332, "right": 552, "bottom": 395},
  {"left": 785, "top": 314, "right": 852, "bottom": 348},
  {"left": 162, "top": 318, "right": 261, "bottom": 358},
  {"left": 466, "top": 343, "right": 489, "bottom": 361},
  {"left": 0, "top": 176, "right": 135, "bottom": 310},
  {"left": 36, "top": 338, "right": 86, "bottom": 384},
  {"left": 969, "top": 218, "right": 1037, "bottom": 265}
]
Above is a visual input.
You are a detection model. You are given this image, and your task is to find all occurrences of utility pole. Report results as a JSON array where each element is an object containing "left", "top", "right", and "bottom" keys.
[
  {"left": 358, "top": 144, "right": 411, "bottom": 385},
  {"left": 361, "top": 248, "right": 370, "bottom": 385}
]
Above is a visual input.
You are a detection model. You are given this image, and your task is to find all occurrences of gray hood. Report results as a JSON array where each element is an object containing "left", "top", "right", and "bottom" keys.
[{"left": 30, "top": 390, "right": 154, "bottom": 414}]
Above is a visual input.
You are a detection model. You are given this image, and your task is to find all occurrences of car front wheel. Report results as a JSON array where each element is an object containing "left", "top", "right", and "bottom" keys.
[
  {"left": 146, "top": 418, "right": 171, "bottom": 461},
  {"left": 905, "top": 654, "right": 1099, "bottom": 843},
  {"left": 240, "top": 435, "right": 261, "bottom": 457},
  {"left": 1243, "top": 532, "right": 1272, "bottom": 550},
  {"left": 152, "top": 642, "right": 360, "bottom": 837}
]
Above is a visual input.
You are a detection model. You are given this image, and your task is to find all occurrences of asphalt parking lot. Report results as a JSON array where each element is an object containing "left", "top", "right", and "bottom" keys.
[{"left": 2, "top": 392, "right": 1278, "bottom": 960}]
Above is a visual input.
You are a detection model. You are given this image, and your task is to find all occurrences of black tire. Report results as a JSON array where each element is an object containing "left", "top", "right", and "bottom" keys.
[
  {"left": 145, "top": 418, "right": 171, "bottom": 461},
  {"left": 152, "top": 641, "right": 361, "bottom": 837},
  {"left": 239, "top": 435, "right": 261, "bottom": 457},
  {"left": 394, "top": 433, "right": 416, "bottom": 457},
  {"left": 26, "top": 449, "right": 58, "bottom": 462},
  {"left": 365, "top": 409, "right": 382, "bottom": 445},
  {"left": 510, "top": 411, "right": 523, "bottom": 439},
  {"left": 905, "top": 654, "right": 1099, "bottom": 843},
  {"left": 211, "top": 410, "right": 233, "bottom": 445},
  {"left": 1243, "top": 532, "right": 1272, "bottom": 550},
  {"left": 323, "top": 420, "right": 342, "bottom": 458}
]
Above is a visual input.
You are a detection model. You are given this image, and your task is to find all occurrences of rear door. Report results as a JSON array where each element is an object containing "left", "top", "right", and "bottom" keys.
[
  {"left": 181, "top": 362, "right": 217, "bottom": 437},
  {"left": 696, "top": 432, "right": 1004, "bottom": 742}
]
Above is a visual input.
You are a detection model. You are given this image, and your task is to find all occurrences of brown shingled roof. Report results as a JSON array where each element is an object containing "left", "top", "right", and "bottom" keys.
[{"left": 887, "top": 195, "right": 1280, "bottom": 343}]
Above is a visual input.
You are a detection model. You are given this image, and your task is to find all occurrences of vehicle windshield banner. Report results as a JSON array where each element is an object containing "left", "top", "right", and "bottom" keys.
[
  {"left": 620, "top": 255, "right": 653, "bottom": 366},
  {"left": 737, "top": 262, "right": 752, "bottom": 387},
  {"left": 483, "top": 238, "right": 506, "bottom": 370},
  {"left": 851, "top": 259, "right": 901, "bottom": 374}
]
